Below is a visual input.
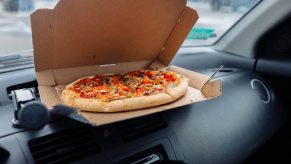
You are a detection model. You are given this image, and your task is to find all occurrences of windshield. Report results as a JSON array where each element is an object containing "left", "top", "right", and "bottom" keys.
[
  {"left": 185, "top": 0, "right": 261, "bottom": 46},
  {"left": 0, "top": 0, "right": 260, "bottom": 56}
]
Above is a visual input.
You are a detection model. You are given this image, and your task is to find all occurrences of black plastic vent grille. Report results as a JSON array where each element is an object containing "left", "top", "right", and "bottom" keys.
[
  {"left": 117, "top": 115, "right": 167, "bottom": 142},
  {"left": 28, "top": 126, "right": 99, "bottom": 164}
]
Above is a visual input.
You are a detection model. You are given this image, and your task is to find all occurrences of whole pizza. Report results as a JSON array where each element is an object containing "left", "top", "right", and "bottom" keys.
[{"left": 61, "top": 70, "right": 188, "bottom": 112}]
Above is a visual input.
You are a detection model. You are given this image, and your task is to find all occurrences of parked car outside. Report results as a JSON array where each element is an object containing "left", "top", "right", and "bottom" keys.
[
  {"left": 211, "top": 0, "right": 259, "bottom": 11},
  {"left": 2, "top": 0, "right": 34, "bottom": 12}
]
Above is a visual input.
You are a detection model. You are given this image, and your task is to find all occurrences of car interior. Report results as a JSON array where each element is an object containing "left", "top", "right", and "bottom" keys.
[{"left": 0, "top": 0, "right": 291, "bottom": 163}]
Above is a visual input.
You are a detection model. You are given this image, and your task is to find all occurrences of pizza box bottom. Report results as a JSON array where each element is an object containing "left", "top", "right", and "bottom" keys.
[{"left": 38, "top": 65, "right": 221, "bottom": 126}]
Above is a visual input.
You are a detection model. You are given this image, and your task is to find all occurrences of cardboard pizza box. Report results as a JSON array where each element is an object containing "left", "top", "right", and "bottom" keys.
[{"left": 31, "top": 0, "right": 221, "bottom": 126}]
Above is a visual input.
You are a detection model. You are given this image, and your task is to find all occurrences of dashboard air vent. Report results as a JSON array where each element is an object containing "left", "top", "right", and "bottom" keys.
[
  {"left": 28, "top": 126, "right": 99, "bottom": 164},
  {"left": 250, "top": 79, "right": 271, "bottom": 104},
  {"left": 117, "top": 115, "right": 167, "bottom": 142}
]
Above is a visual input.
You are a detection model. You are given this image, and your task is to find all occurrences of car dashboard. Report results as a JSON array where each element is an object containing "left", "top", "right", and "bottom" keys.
[{"left": 0, "top": 48, "right": 284, "bottom": 163}]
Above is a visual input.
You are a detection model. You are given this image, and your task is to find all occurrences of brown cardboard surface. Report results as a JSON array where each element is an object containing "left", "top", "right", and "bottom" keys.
[
  {"left": 78, "top": 87, "right": 207, "bottom": 126},
  {"left": 37, "top": 60, "right": 150, "bottom": 86},
  {"left": 48, "top": 71, "right": 220, "bottom": 126},
  {"left": 168, "top": 65, "right": 210, "bottom": 90},
  {"left": 38, "top": 64, "right": 221, "bottom": 126},
  {"left": 32, "top": 0, "right": 221, "bottom": 126},
  {"left": 38, "top": 67, "right": 221, "bottom": 126},
  {"left": 36, "top": 70, "right": 56, "bottom": 86},
  {"left": 38, "top": 86, "right": 62, "bottom": 109},
  {"left": 201, "top": 80, "right": 222, "bottom": 98},
  {"left": 158, "top": 7, "right": 198, "bottom": 65},
  {"left": 31, "top": 0, "right": 196, "bottom": 71}
]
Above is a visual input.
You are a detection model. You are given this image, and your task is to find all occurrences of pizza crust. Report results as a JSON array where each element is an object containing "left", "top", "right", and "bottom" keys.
[
  {"left": 166, "top": 76, "right": 188, "bottom": 100},
  {"left": 61, "top": 72, "right": 189, "bottom": 112},
  {"left": 72, "top": 93, "right": 172, "bottom": 112}
]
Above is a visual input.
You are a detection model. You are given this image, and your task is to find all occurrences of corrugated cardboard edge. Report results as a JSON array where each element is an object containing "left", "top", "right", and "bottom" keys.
[{"left": 158, "top": 7, "right": 199, "bottom": 66}]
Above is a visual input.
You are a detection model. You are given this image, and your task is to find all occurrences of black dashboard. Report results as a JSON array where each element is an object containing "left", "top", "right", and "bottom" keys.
[{"left": 0, "top": 48, "right": 284, "bottom": 163}]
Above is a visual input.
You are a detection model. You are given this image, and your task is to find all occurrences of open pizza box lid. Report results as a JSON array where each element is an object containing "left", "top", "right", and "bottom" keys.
[{"left": 31, "top": 0, "right": 221, "bottom": 126}]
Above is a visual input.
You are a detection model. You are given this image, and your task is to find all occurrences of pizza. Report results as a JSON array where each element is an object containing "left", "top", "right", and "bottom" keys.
[{"left": 61, "top": 70, "right": 188, "bottom": 112}]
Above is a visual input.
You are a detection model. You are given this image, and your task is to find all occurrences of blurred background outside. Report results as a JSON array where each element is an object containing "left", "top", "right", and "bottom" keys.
[{"left": 0, "top": 0, "right": 260, "bottom": 56}]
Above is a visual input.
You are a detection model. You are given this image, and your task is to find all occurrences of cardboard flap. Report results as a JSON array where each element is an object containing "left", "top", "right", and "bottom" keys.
[
  {"left": 201, "top": 80, "right": 221, "bottom": 98},
  {"left": 31, "top": 0, "right": 198, "bottom": 72},
  {"left": 36, "top": 70, "right": 56, "bottom": 86},
  {"left": 31, "top": 9, "right": 54, "bottom": 72},
  {"left": 158, "top": 7, "right": 198, "bottom": 65},
  {"left": 167, "top": 65, "right": 209, "bottom": 90},
  {"left": 38, "top": 86, "right": 62, "bottom": 109}
]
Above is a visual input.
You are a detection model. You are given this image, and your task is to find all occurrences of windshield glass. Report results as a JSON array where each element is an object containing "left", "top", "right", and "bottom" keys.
[
  {"left": 0, "top": 0, "right": 58, "bottom": 56},
  {"left": 185, "top": 0, "right": 261, "bottom": 46},
  {"left": 0, "top": 0, "right": 260, "bottom": 56}
]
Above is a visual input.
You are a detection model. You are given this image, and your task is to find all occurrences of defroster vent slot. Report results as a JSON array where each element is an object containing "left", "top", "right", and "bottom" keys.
[
  {"left": 28, "top": 126, "right": 99, "bottom": 164},
  {"left": 117, "top": 115, "right": 167, "bottom": 142}
]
